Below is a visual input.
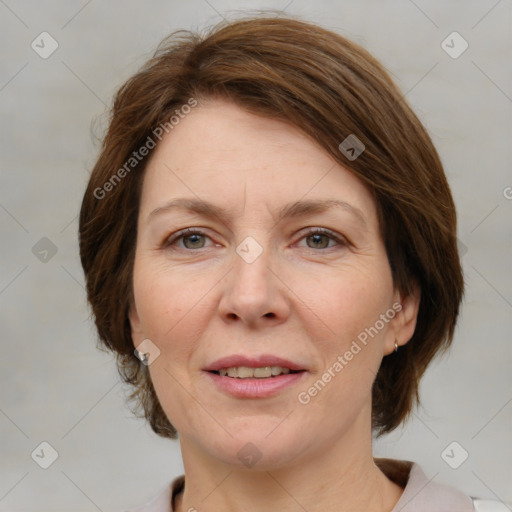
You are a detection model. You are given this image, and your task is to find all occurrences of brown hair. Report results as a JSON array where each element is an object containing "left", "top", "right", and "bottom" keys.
[{"left": 79, "top": 13, "right": 464, "bottom": 438}]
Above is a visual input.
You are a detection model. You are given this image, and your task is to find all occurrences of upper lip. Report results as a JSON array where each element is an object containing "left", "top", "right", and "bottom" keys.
[{"left": 203, "top": 355, "right": 306, "bottom": 372}]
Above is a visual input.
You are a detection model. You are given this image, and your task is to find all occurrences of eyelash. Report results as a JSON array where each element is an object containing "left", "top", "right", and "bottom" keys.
[{"left": 164, "top": 227, "right": 347, "bottom": 251}]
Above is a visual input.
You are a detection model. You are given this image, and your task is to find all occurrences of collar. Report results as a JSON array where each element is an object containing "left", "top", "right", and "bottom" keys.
[
  {"left": 132, "top": 458, "right": 474, "bottom": 511},
  {"left": 375, "top": 458, "right": 474, "bottom": 512}
]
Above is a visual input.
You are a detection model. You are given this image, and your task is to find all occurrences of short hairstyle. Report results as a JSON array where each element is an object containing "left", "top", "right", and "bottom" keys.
[{"left": 79, "top": 14, "right": 464, "bottom": 438}]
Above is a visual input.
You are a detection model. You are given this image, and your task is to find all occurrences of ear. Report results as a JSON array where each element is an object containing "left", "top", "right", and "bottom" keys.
[
  {"left": 384, "top": 281, "right": 421, "bottom": 355},
  {"left": 128, "top": 299, "right": 144, "bottom": 347}
]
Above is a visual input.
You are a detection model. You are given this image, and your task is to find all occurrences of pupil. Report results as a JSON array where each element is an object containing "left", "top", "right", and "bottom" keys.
[
  {"left": 310, "top": 234, "right": 327, "bottom": 248},
  {"left": 185, "top": 234, "right": 204, "bottom": 249}
]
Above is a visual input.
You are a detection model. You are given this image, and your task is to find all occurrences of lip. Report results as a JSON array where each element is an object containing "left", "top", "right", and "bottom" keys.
[
  {"left": 204, "top": 370, "right": 307, "bottom": 398},
  {"left": 203, "top": 354, "right": 306, "bottom": 372},
  {"left": 202, "top": 354, "right": 308, "bottom": 399}
]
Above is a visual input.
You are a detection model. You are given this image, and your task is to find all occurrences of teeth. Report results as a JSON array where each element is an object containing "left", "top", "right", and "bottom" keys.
[
  {"left": 238, "top": 366, "right": 255, "bottom": 378},
  {"left": 217, "top": 366, "right": 293, "bottom": 378},
  {"left": 254, "top": 367, "right": 271, "bottom": 378}
]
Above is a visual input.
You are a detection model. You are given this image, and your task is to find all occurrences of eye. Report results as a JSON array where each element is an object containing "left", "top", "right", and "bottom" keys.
[
  {"left": 297, "top": 228, "right": 347, "bottom": 250},
  {"left": 164, "top": 228, "right": 213, "bottom": 250},
  {"left": 163, "top": 227, "right": 347, "bottom": 252}
]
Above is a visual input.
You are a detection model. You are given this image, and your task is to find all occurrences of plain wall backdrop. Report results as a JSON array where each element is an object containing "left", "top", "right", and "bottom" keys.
[{"left": 1, "top": 1, "right": 511, "bottom": 510}]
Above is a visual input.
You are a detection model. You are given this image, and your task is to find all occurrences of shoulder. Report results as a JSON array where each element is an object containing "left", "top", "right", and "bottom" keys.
[
  {"left": 121, "top": 465, "right": 511, "bottom": 512},
  {"left": 393, "top": 461, "right": 473, "bottom": 511},
  {"left": 376, "top": 458, "right": 509, "bottom": 512},
  {"left": 472, "top": 499, "right": 512, "bottom": 511}
]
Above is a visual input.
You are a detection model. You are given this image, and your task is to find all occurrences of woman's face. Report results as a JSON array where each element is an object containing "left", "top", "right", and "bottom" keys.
[{"left": 130, "top": 98, "right": 418, "bottom": 469}]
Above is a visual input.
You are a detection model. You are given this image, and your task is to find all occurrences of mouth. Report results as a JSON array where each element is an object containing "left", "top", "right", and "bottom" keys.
[
  {"left": 203, "top": 355, "right": 308, "bottom": 398},
  {"left": 208, "top": 366, "right": 304, "bottom": 379}
]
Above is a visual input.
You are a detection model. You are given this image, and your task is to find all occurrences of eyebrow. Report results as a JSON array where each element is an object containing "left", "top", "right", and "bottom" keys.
[{"left": 148, "top": 197, "right": 367, "bottom": 227}]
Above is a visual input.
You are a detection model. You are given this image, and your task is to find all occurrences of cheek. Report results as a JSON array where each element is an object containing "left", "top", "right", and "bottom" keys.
[
  {"left": 296, "top": 261, "right": 394, "bottom": 412},
  {"left": 133, "top": 258, "right": 211, "bottom": 341},
  {"left": 299, "top": 263, "right": 393, "bottom": 343},
  {"left": 132, "top": 265, "right": 210, "bottom": 431}
]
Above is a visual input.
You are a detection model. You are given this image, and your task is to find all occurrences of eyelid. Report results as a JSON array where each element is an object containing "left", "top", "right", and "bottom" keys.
[
  {"left": 163, "top": 227, "right": 214, "bottom": 248},
  {"left": 295, "top": 227, "right": 348, "bottom": 248},
  {"left": 162, "top": 226, "right": 349, "bottom": 251}
]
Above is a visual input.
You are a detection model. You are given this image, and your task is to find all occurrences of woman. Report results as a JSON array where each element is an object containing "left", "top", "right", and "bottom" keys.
[{"left": 79, "top": 15, "right": 505, "bottom": 512}]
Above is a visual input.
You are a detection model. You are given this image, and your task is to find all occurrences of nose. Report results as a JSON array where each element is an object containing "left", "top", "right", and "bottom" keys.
[{"left": 217, "top": 239, "right": 290, "bottom": 327}]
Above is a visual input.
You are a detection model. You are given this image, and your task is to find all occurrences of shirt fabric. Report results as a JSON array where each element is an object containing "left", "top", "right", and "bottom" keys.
[{"left": 125, "top": 458, "right": 507, "bottom": 512}]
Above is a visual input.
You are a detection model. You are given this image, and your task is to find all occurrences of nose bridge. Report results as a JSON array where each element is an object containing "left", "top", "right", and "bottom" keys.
[
  {"left": 232, "top": 234, "right": 273, "bottom": 303},
  {"left": 218, "top": 233, "right": 288, "bottom": 325}
]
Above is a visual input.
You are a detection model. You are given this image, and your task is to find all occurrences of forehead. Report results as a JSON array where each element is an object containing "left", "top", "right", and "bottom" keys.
[{"left": 139, "top": 98, "right": 377, "bottom": 227}]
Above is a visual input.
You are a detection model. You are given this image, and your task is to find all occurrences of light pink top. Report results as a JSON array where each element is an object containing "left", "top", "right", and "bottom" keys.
[{"left": 124, "top": 458, "right": 504, "bottom": 511}]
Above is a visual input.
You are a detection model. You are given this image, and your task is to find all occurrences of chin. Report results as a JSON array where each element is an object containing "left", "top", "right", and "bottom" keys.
[{"left": 201, "top": 423, "right": 311, "bottom": 470}]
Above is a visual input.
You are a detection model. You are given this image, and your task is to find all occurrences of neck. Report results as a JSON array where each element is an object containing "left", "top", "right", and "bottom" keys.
[{"left": 174, "top": 417, "right": 403, "bottom": 512}]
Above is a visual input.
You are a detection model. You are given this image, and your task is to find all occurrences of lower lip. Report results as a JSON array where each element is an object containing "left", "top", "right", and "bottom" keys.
[{"left": 204, "top": 371, "right": 307, "bottom": 398}]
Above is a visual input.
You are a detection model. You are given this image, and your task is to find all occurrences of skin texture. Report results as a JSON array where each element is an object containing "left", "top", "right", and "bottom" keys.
[{"left": 129, "top": 98, "right": 420, "bottom": 512}]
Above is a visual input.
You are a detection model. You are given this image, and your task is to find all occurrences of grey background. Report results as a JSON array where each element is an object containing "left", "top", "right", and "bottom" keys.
[{"left": 1, "top": 1, "right": 511, "bottom": 510}]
